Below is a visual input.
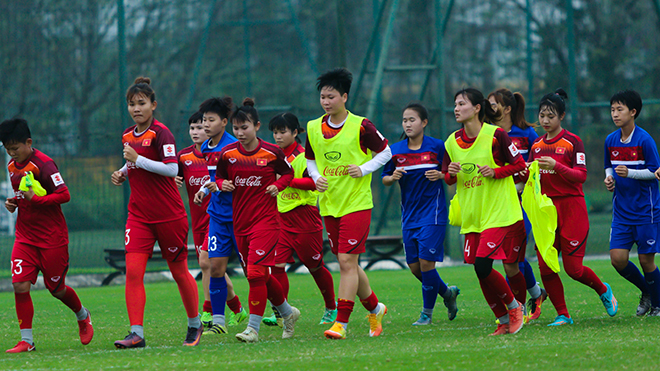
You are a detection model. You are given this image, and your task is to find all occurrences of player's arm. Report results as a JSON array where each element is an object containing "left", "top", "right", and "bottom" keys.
[
  {"left": 5, "top": 198, "right": 17, "bottom": 213},
  {"left": 305, "top": 139, "right": 328, "bottom": 192},
  {"left": 269, "top": 150, "right": 294, "bottom": 193},
  {"left": 490, "top": 129, "right": 526, "bottom": 179},
  {"left": 441, "top": 151, "right": 458, "bottom": 185},
  {"left": 553, "top": 138, "right": 587, "bottom": 184},
  {"left": 623, "top": 137, "right": 660, "bottom": 180},
  {"left": 289, "top": 169, "right": 317, "bottom": 190},
  {"left": 111, "top": 163, "right": 128, "bottom": 185},
  {"left": 352, "top": 120, "right": 391, "bottom": 178},
  {"left": 382, "top": 158, "right": 406, "bottom": 186},
  {"left": 603, "top": 141, "right": 615, "bottom": 191},
  {"left": 29, "top": 163, "right": 71, "bottom": 205},
  {"left": 175, "top": 153, "right": 185, "bottom": 188}
]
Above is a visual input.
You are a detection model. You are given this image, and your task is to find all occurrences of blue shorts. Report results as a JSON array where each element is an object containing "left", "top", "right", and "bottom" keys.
[
  {"left": 402, "top": 225, "right": 446, "bottom": 264},
  {"left": 208, "top": 218, "right": 238, "bottom": 258},
  {"left": 609, "top": 223, "right": 660, "bottom": 254}
]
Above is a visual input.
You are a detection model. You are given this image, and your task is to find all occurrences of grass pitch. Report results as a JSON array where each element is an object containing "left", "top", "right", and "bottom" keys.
[{"left": 1, "top": 259, "right": 659, "bottom": 370}]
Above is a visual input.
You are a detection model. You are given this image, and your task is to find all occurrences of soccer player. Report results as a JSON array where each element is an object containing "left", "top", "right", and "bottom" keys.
[
  {"left": 215, "top": 98, "right": 300, "bottom": 343},
  {"left": 176, "top": 111, "right": 247, "bottom": 330},
  {"left": 305, "top": 68, "right": 392, "bottom": 339},
  {"left": 488, "top": 88, "right": 547, "bottom": 321},
  {"left": 193, "top": 97, "right": 248, "bottom": 336},
  {"left": 604, "top": 89, "right": 660, "bottom": 316},
  {"left": 267, "top": 112, "right": 337, "bottom": 325},
  {"left": 111, "top": 77, "right": 202, "bottom": 348},
  {"left": 382, "top": 102, "right": 459, "bottom": 326},
  {"left": 527, "top": 88, "right": 618, "bottom": 326},
  {"left": 442, "top": 88, "right": 526, "bottom": 336},
  {"left": 1, "top": 118, "right": 93, "bottom": 353}
]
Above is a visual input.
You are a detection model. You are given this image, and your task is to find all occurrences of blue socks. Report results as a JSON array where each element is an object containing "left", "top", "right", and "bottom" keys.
[
  {"left": 618, "top": 261, "right": 649, "bottom": 294},
  {"left": 421, "top": 269, "right": 446, "bottom": 310},
  {"left": 210, "top": 276, "right": 228, "bottom": 325},
  {"left": 644, "top": 267, "right": 660, "bottom": 308},
  {"left": 520, "top": 259, "right": 537, "bottom": 291}
]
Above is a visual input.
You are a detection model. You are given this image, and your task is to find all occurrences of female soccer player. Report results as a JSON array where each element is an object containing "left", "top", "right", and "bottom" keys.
[
  {"left": 192, "top": 97, "right": 248, "bottom": 336},
  {"left": 267, "top": 112, "right": 337, "bottom": 325},
  {"left": 111, "top": 77, "right": 202, "bottom": 348},
  {"left": 442, "top": 88, "right": 526, "bottom": 336},
  {"left": 2, "top": 118, "right": 93, "bottom": 353},
  {"left": 488, "top": 88, "right": 547, "bottom": 321},
  {"left": 215, "top": 98, "right": 299, "bottom": 343},
  {"left": 176, "top": 111, "right": 247, "bottom": 330},
  {"left": 382, "top": 102, "right": 459, "bottom": 325},
  {"left": 305, "top": 68, "right": 392, "bottom": 339},
  {"left": 527, "top": 88, "right": 618, "bottom": 326},
  {"left": 606, "top": 90, "right": 660, "bottom": 317}
]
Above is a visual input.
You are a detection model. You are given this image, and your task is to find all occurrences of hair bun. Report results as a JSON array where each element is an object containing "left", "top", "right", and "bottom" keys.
[
  {"left": 134, "top": 76, "right": 151, "bottom": 85},
  {"left": 554, "top": 88, "right": 568, "bottom": 100},
  {"left": 242, "top": 97, "right": 255, "bottom": 107}
]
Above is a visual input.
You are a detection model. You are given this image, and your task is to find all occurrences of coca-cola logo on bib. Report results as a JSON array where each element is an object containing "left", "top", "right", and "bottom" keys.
[
  {"left": 189, "top": 175, "right": 210, "bottom": 186},
  {"left": 323, "top": 165, "right": 350, "bottom": 177},
  {"left": 234, "top": 175, "right": 262, "bottom": 187}
]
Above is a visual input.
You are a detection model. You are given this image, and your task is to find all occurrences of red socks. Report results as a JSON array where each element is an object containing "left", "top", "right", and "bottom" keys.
[
  {"left": 485, "top": 270, "right": 515, "bottom": 305},
  {"left": 56, "top": 285, "right": 83, "bottom": 313},
  {"left": 226, "top": 295, "right": 242, "bottom": 314},
  {"left": 270, "top": 266, "right": 289, "bottom": 299},
  {"left": 336, "top": 299, "right": 355, "bottom": 323},
  {"left": 15, "top": 292, "right": 33, "bottom": 329},
  {"left": 168, "top": 259, "right": 200, "bottom": 318},
  {"left": 360, "top": 291, "right": 379, "bottom": 312},
  {"left": 563, "top": 254, "right": 607, "bottom": 295},
  {"left": 203, "top": 300, "right": 213, "bottom": 313},
  {"left": 478, "top": 278, "right": 507, "bottom": 318},
  {"left": 247, "top": 265, "right": 269, "bottom": 316},
  {"left": 311, "top": 267, "right": 336, "bottom": 309},
  {"left": 266, "top": 274, "right": 286, "bottom": 307},
  {"left": 125, "top": 253, "right": 149, "bottom": 325},
  {"left": 508, "top": 271, "right": 527, "bottom": 304},
  {"left": 541, "top": 272, "right": 569, "bottom": 317}
]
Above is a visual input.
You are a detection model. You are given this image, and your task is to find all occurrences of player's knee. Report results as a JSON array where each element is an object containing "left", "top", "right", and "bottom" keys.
[
  {"left": 50, "top": 288, "right": 66, "bottom": 299},
  {"left": 474, "top": 257, "right": 493, "bottom": 280},
  {"left": 12, "top": 281, "right": 30, "bottom": 293},
  {"left": 610, "top": 258, "right": 627, "bottom": 271},
  {"left": 564, "top": 265, "right": 583, "bottom": 280},
  {"left": 246, "top": 265, "right": 268, "bottom": 285}
]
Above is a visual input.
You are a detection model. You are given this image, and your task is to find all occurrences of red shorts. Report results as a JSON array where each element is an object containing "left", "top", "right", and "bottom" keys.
[
  {"left": 464, "top": 220, "right": 526, "bottom": 264},
  {"left": 553, "top": 196, "right": 588, "bottom": 257},
  {"left": 193, "top": 232, "right": 209, "bottom": 259},
  {"left": 235, "top": 229, "right": 279, "bottom": 267},
  {"left": 11, "top": 243, "right": 69, "bottom": 292},
  {"left": 324, "top": 209, "right": 371, "bottom": 255},
  {"left": 274, "top": 229, "right": 325, "bottom": 269},
  {"left": 125, "top": 217, "right": 189, "bottom": 262}
]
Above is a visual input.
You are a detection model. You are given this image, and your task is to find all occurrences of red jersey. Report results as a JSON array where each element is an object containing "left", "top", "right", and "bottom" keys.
[
  {"left": 178, "top": 145, "right": 210, "bottom": 234},
  {"left": 8, "top": 149, "right": 69, "bottom": 249},
  {"left": 528, "top": 129, "right": 586, "bottom": 198},
  {"left": 280, "top": 142, "right": 323, "bottom": 233},
  {"left": 217, "top": 139, "right": 294, "bottom": 236},
  {"left": 304, "top": 115, "right": 388, "bottom": 159},
  {"left": 122, "top": 119, "right": 187, "bottom": 223},
  {"left": 441, "top": 127, "right": 525, "bottom": 183}
]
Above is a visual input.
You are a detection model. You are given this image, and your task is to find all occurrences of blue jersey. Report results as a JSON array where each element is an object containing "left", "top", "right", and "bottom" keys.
[
  {"left": 201, "top": 131, "right": 237, "bottom": 223},
  {"left": 507, "top": 125, "right": 538, "bottom": 162},
  {"left": 382, "top": 136, "right": 447, "bottom": 229},
  {"left": 604, "top": 126, "right": 660, "bottom": 224}
]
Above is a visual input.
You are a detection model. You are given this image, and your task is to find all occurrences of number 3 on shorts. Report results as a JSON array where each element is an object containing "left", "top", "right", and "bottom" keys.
[
  {"left": 208, "top": 236, "right": 217, "bottom": 252},
  {"left": 11, "top": 259, "right": 23, "bottom": 276},
  {"left": 125, "top": 229, "right": 131, "bottom": 246}
]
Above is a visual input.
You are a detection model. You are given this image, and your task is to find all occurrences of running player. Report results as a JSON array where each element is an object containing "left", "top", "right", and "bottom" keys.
[
  {"left": 215, "top": 98, "right": 300, "bottom": 343},
  {"left": 488, "top": 88, "right": 547, "bottom": 321},
  {"left": 527, "top": 88, "right": 618, "bottom": 326},
  {"left": 192, "top": 97, "right": 248, "bottom": 336},
  {"left": 111, "top": 77, "right": 202, "bottom": 348},
  {"left": 267, "top": 112, "right": 337, "bottom": 325},
  {"left": 382, "top": 102, "right": 459, "bottom": 326},
  {"left": 442, "top": 88, "right": 526, "bottom": 336},
  {"left": 2, "top": 118, "right": 93, "bottom": 353},
  {"left": 176, "top": 111, "right": 247, "bottom": 330},
  {"left": 305, "top": 68, "right": 392, "bottom": 339},
  {"left": 604, "top": 89, "right": 660, "bottom": 316}
]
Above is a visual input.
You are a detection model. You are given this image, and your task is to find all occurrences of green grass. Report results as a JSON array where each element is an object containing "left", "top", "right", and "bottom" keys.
[{"left": 1, "top": 259, "right": 658, "bottom": 370}]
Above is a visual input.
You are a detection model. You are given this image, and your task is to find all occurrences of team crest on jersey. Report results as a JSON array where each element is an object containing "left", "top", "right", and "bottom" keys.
[
  {"left": 142, "top": 139, "right": 151, "bottom": 146},
  {"left": 163, "top": 144, "right": 176, "bottom": 157},
  {"left": 257, "top": 158, "right": 267, "bottom": 166},
  {"left": 228, "top": 158, "right": 237, "bottom": 164},
  {"left": 534, "top": 147, "right": 541, "bottom": 153},
  {"left": 461, "top": 163, "right": 477, "bottom": 174},
  {"left": 51, "top": 172, "right": 65, "bottom": 187},
  {"left": 396, "top": 157, "right": 406, "bottom": 163},
  {"left": 576, "top": 152, "right": 586, "bottom": 165},
  {"left": 324, "top": 151, "right": 341, "bottom": 162},
  {"left": 184, "top": 160, "right": 193, "bottom": 166},
  {"left": 555, "top": 147, "right": 566, "bottom": 154},
  {"left": 612, "top": 151, "right": 619, "bottom": 157},
  {"left": 508, "top": 143, "right": 519, "bottom": 157}
]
